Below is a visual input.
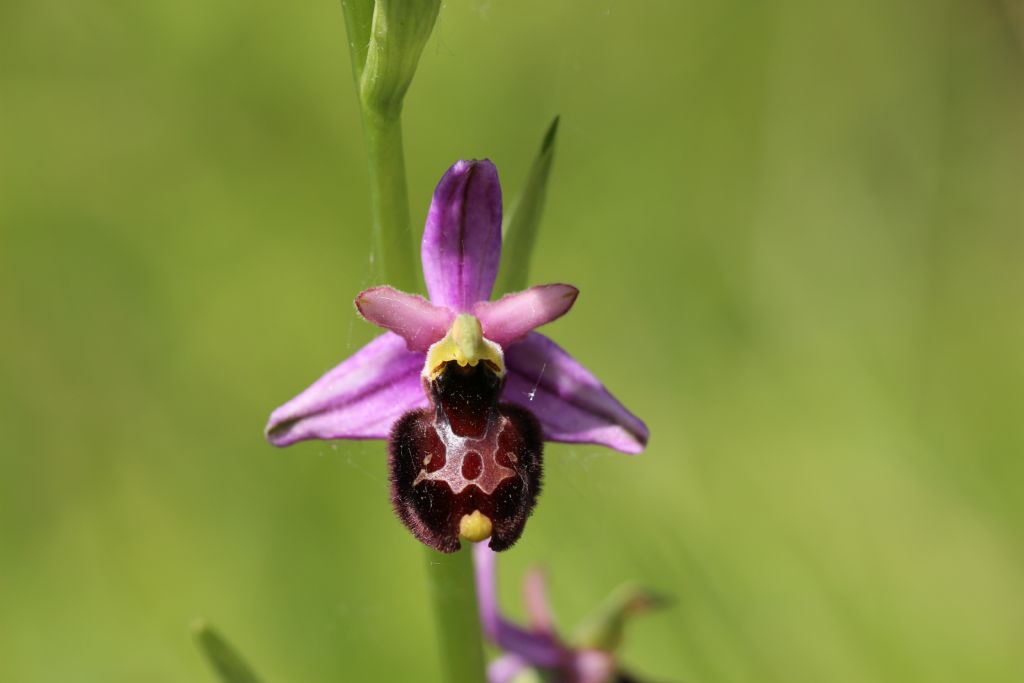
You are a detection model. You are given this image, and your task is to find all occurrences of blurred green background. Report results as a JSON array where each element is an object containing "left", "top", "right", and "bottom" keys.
[{"left": 3, "top": 1, "right": 1024, "bottom": 681}]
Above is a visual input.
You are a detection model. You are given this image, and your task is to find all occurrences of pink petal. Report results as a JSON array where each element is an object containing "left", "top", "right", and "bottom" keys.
[
  {"left": 570, "top": 650, "right": 617, "bottom": 683},
  {"left": 503, "top": 334, "right": 649, "bottom": 454},
  {"left": 265, "top": 333, "right": 428, "bottom": 446},
  {"left": 474, "top": 543, "right": 565, "bottom": 668},
  {"left": 355, "top": 286, "right": 453, "bottom": 352},
  {"left": 474, "top": 542, "right": 501, "bottom": 635},
  {"left": 523, "top": 568, "right": 556, "bottom": 636},
  {"left": 421, "top": 160, "right": 503, "bottom": 311},
  {"left": 474, "top": 284, "right": 579, "bottom": 347}
]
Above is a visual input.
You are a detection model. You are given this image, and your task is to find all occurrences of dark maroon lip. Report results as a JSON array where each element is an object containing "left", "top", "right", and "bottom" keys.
[{"left": 388, "top": 361, "right": 543, "bottom": 553}]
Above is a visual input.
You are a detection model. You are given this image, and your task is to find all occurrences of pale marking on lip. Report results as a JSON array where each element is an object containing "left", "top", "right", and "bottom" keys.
[{"left": 412, "top": 414, "right": 516, "bottom": 495}]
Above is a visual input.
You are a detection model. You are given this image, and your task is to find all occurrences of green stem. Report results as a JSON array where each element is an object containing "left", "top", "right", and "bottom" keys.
[
  {"left": 362, "top": 108, "right": 486, "bottom": 675},
  {"left": 423, "top": 546, "right": 488, "bottom": 683},
  {"left": 361, "top": 107, "right": 416, "bottom": 292},
  {"left": 340, "top": 5, "right": 484, "bottom": 680}
]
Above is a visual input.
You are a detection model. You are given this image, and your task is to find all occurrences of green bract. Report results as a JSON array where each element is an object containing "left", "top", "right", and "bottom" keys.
[
  {"left": 498, "top": 117, "right": 560, "bottom": 296},
  {"left": 360, "top": 0, "right": 440, "bottom": 118}
]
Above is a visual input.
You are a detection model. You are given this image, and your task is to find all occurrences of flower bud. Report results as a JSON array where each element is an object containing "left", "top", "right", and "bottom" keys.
[{"left": 359, "top": 0, "right": 441, "bottom": 118}]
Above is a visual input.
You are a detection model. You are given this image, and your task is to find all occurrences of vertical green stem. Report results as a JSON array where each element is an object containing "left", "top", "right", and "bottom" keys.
[
  {"left": 341, "top": 3, "right": 485, "bottom": 680},
  {"left": 359, "top": 65, "right": 485, "bottom": 683},
  {"left": 423, "top": 547, "right": 488, "bottom": 683},
  {"left": 362, "top": 106, "right": 487, "bottom": 677},
  {"left": 361, "top": 107, "right": 417, "bottom": 292}
]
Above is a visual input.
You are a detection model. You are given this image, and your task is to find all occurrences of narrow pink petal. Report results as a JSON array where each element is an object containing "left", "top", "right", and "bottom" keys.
[
  {"left": 421, "top": 160, "right": 503, "bottom": 311},
  {"left": 474, "top": 284, "right": 579, "bottom": 347},
  {"left": 487, "top": 655, "right": 529, "bottom": 683},
  {"left": 503, "top": 334, "right": 649, "bottom": 454},
  {"left": 265, "top": 333, "right": 428, "bottom": 446},
  {"left": 474, "top": 543, "right": 565, "bottom": 667},
  {"left": 523, "top": 568, "right": 556, "bottom": 635},
  {"left": 355, "top": 286, "right": 453, "bottom": 352},
  {"left": 474, "top": 542, "right": 501, "bottom": 637}
]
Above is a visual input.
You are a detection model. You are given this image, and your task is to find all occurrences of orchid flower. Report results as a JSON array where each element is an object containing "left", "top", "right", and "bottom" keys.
[
  {"left": 265, "top": 159, "right": 648, "bottom": 552},
  {"left": 474, "top": 544, "right": 666, "bottom": 683}
]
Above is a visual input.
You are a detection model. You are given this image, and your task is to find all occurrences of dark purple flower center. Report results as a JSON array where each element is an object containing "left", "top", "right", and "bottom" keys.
[{"left": 389, "top": 361, "right": 543, "bottom": 553}]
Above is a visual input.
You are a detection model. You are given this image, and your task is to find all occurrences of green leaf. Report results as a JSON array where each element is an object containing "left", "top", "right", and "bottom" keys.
[
  {"left": 360, "top": 0, "right": 441, "bottom": 118},
  {"left": 340, "top": 0, "right": 375, "bottom": 84},
  {"left": 571, "top": 583, "right": 671, "bottom": 653},
  {"left": 496, "top": 116, "right": 560, "bottom": 296},
  {"left": 191, "top": 619, "right": 266, "bottom": 683}
]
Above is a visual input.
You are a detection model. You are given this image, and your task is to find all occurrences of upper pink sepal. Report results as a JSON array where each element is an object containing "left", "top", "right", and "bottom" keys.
[
  {"left": 421, "top": 160, "right": 503, "bottom": 311},
  {"left": 474, "top": 284, "right": 578, "bottom": 347},
  {"left": 355, "top": 286, "right": 454, "bottom": 352}
]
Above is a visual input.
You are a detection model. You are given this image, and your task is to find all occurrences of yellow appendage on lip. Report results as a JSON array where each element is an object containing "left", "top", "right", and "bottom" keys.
[
  {"left": 458, "top": 510, "right": 493, "bottom": 542},
  {"left": 424, "top": 313, "right": 505, "bottom": 379}
]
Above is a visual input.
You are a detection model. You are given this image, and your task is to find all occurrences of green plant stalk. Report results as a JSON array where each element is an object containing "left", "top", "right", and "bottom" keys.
[
  {"left": 340, "top": 0, "right": 373, "bottom": 82},
  {"left": 423, "top": 546, "right": 488, "bottom": 683},
  {"left": 361, "top": 107, "right": 416, "bottom": 293},
  {"left": 363, "top": 94, "right": 486, "bottom": 683},
  {"left": 341, "top": 3, "right": 485, "bottom": 680},
  {"left": 360, "top": 96, "right": 486, "bottom": 683}
]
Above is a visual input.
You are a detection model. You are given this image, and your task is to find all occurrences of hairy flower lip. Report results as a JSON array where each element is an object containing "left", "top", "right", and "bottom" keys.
[
  {"left": 390, "top": 359, "right": 543, "bottom": 553},
  {"left": 266, "top": 159, "right": 647, "bottom": 454}
]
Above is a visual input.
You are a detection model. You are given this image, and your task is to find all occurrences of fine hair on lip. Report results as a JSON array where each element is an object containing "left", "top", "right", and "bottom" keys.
[{"left": 388, "top": 361, "right": 543, "bottom": 553}]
